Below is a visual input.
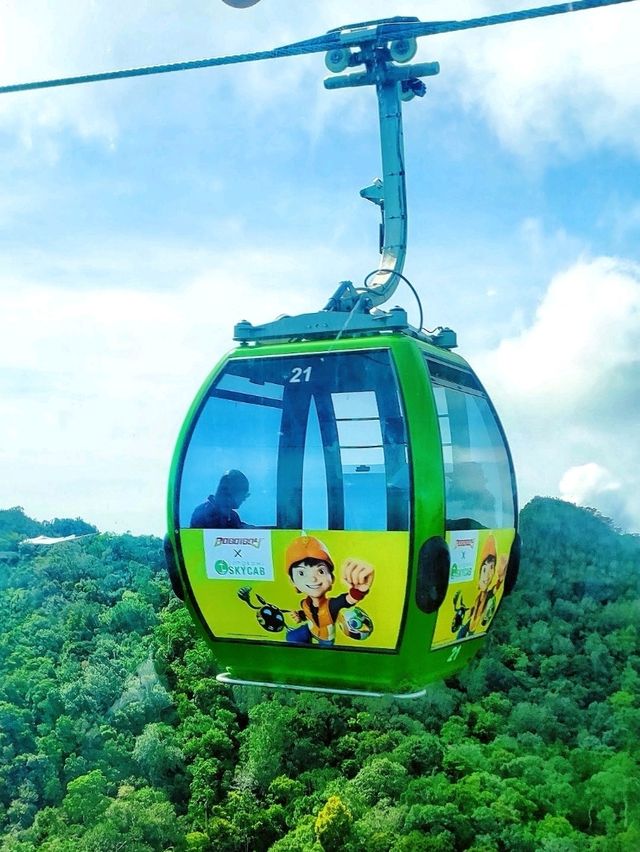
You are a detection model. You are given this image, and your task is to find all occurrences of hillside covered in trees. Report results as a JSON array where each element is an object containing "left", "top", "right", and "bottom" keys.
[
  {"left": 0, "top": 508, "right": 97, "bottom": 555},
  {"left": 1, "top": 499, "right": 639, "bottom": 851}
]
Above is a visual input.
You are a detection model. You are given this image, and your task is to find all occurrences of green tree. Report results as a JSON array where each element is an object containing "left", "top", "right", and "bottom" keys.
[
  {"left": 61, "top": 769, "right": 109, "bottom": 826},
  {"left": 315, "top": 795, "right": 353, "bottom": 851},
  {"left": 349, "top": 758, "right": 408, "bottom": 807},
  {"left": 133, "top": 723, "right": 185, "bottom": 788},
  {"left": 81, "top": 785, "right": 182, "bottom": 852}
]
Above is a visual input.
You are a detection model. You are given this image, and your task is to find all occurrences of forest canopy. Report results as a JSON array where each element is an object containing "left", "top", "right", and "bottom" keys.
[{"left": 0, "top": 497, "right": 639, "bottom": 851}]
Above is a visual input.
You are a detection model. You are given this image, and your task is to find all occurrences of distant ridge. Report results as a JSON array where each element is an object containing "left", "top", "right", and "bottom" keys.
[{"left": 0, "top": 505, "right": 99, "bottom": 552}]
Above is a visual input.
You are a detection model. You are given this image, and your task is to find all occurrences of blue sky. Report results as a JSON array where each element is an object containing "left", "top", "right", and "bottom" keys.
[{"left": 1, "top": 0, "right": 639, "bottom": 534}]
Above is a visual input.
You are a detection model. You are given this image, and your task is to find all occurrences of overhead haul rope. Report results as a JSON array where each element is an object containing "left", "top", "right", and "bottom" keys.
[{"left": 0, "top": 0, "right": 635, "bottom": 95}]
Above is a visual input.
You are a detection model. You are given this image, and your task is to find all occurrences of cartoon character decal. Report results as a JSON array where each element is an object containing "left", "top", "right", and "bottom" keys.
[
  {"left": 456, "top": 535, "right": 497, "bottom": 639},
  {"left": 237, "top": 587, "right": 289, "bottom": 633},
  {"left": 178, "top": 527, "right": 407, "bottom": 651},
  {"left": 450, "top": 590, "right": 469, "bottom": 634},
  {"left": 338, "top": 606, "right": 374, "bottom": 641},
  {"left": 284, "top": 535, "right": 374, "bottom": 647},
  {"left": 431, "top": 528, "right": 514, "bottom": 650},
  {"left": 237, "top": 535, "right": 375, "bottom": 647}
]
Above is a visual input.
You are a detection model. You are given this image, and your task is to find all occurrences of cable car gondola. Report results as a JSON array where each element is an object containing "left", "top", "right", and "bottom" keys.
[
  {"left": 164, "top": 20, "right": 522, "bottom": 696},
  {"left": 167, "top": 329, "right": 520, "bottom": 697}
]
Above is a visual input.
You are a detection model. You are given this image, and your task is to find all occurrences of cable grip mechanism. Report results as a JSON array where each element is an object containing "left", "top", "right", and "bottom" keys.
[{"left": 323, "top": 24, "right": 439, "bottom": 313}]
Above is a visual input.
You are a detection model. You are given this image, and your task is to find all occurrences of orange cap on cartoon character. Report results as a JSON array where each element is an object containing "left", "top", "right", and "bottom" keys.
[
  {"left": 479, "top": 535, "right": 497, "bottom": 565},
  {"left": 285, "top": 535, "right": 334, "bottom": 576},
  {"left": 477, "top": 535, "right": 497, "bottom": 592}
]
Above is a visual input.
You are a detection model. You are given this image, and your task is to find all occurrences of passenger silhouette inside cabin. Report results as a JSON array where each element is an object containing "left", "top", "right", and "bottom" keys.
[{"left": 190, "top": 469, "right": 252, "bottom": 529}]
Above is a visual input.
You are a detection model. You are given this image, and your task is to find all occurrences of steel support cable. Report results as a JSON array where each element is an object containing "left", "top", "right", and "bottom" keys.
[{"left": 0, "top": 0, "right": 635, "bottom": 95}]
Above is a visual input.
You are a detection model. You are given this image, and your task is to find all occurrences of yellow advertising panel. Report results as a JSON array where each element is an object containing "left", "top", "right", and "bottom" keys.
[
  {"left": 431, "top": 528, "right": 515, "bottom": 650},
  {"left": 181, "top": 528, "right": 409, "bottom": 651}
]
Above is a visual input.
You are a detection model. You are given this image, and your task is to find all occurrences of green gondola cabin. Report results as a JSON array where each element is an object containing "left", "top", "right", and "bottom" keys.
[{"left": 165, "top": 330, "right": 520, "bottom": 697}]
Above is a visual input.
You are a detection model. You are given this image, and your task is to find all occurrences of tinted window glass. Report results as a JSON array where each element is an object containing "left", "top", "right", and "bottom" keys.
[
  {"left": 179, "top": 350, "right": 410, "bottom": 531},
  {"left": 427, "top": 358, "right": 515, "bottom": 530},
  {"left": 179, "top": 372, "right": 282, "bottom": 528}
]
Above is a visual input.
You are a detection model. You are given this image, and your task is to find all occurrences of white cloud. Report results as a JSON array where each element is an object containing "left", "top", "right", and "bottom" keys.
[
  {"left": 442, "top": 1, "right": 640, "bottom": 156},
  {"left": 559, "top": 461, "right": 620, "bottom": 502},
  {"left": 0, "top": 0, "right": 353, "bottom": 146},
  {"left": 0, "top": 236, "right": 353, "bottom": 534},
  {"left": 483, "top": 256, "right": 639, "bottom": 394},
  {"left": 476, "top": 255, "right": 640, "bottom": 531},
  {"left": 559, "top": 462, "right": 635, "bottom": 531}
]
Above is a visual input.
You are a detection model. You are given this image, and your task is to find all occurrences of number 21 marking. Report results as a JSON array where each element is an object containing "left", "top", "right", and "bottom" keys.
[
  {"left": 290, "top": 366, "right": 312, "bottom": 383},
  {"left": 447, "top": 645, "right": 461, "bottom": 663}
]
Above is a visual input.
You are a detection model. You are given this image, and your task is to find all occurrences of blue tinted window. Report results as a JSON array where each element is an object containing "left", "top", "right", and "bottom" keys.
[
  {"left": 178, "top": 377, "right": 281, "bottom": 528},
  {"left": 427, "top": 359, "right": 515, "bottom": 530},
  {"left": 179, "top": 350, "right": 409, "bottom": 531},
  {"left": 302, "top": 398, "right": 328, "bottom": 530}
]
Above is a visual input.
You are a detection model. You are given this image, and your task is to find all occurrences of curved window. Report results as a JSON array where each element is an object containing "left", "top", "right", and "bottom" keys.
[
  {"left": 179, "top": 350, "right": 410, "bottom": 531},
  {"left": 426, "top": 358, "right": 515, "bottom": 531}
]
